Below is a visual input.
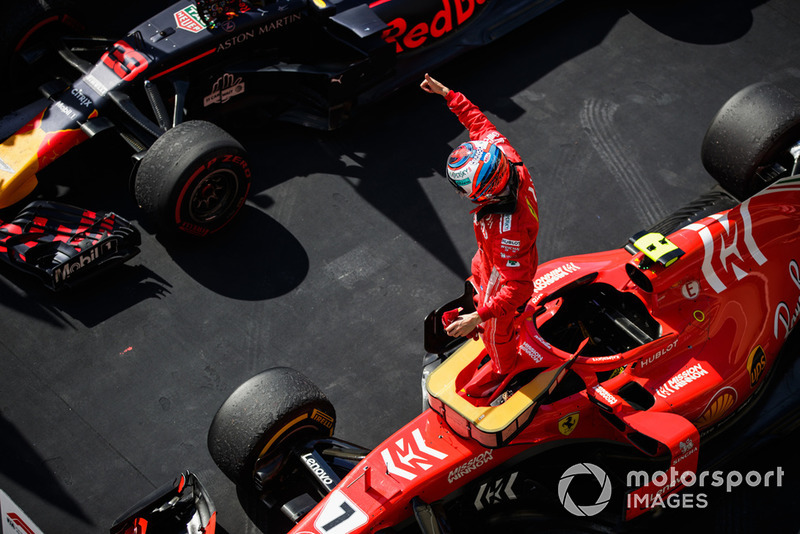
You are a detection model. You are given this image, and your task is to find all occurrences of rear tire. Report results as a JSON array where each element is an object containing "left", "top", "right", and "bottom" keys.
[
  {"left": 701, "top": 82, "right": 800, "bottom": 200},
  {"left": 134, "top": 121, "right": 251, "bottom": 238},
  {"left": 208, "top": 367, "right": 336, "bottom": 488}
]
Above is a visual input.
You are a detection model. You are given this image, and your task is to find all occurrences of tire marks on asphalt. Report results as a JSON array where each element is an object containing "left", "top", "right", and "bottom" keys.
[
  {"left": 535, "top": 140, "right": 593, "bottom": 259},
  {"left": 580, "top": 98, "right": 666, "bottom": 226},
  {"left": 324, "top": 244, "right": 389, "bottom": 289}
]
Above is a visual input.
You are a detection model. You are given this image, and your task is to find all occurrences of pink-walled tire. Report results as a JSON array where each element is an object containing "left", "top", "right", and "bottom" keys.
[{"left": 135, "top": 120, "right": 252, "bottom": 238}]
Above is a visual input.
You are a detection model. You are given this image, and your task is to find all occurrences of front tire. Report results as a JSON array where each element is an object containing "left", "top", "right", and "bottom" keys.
[
  {"left": 701, "top": 82, "right": 800, "bottom": 200},
  {"left": 208, "top": 367, "right": 336, "bottom": 488},
  {"left": 134, "top": 121, "right": 252, "bottom": 238}
]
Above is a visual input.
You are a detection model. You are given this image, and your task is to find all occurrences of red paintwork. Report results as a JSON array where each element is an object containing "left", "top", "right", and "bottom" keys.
[{"left": 290, "top": 175, "right": 800, "bottom": 533}]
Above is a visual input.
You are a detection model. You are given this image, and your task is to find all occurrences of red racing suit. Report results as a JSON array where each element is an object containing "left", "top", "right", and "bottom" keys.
[{"left": 446, "top": 91, "right": 540, "bottom": 373}]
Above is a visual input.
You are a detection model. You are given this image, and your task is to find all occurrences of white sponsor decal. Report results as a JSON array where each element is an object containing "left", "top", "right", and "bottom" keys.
[
  {"left": 656, "top": 364, "right": 709, "bottom": 398},
  {"left": 83, "top": 73, "right": 108, "bottom": 96},
  {"left": 588, "top": 355, "right": 622, "bottom": 363},
  {"left": 774, "top": 259, "right": 800, "bottom": 340},
  {"left": 534, "top": 334, "right": 551, "bottom": 348},
  {"left": 534, "top": 262, "right": 580, "bottom": 292},
  {"left": 519, "top": 342, "right": 543, "bottom": 363},
  {"left": 70, "top": 87, "right": 92, "bottom": 108},
  {"left": 54, "top": 100, "right": 79, "bottom": 120},
  {"left": 639, "top": 339, "right": 679, "bottom": 368},
  {"left": 486, "top": 131, "right": 503, "bottom": 143},
  {"left": 204, "top": 73, "right": 245, "bottom": 106},
  {"left": 683, "top": 205, "right": 766, "bottom": 293},
  {"left": 301, "top": 453, "right": 335, "bottom": 489},
  {"left": 380, "top": 428, "right": 447, "bottom": 481},
  {"left": 672, "top": 438, "right": 698, "bottom": 466},
  {"left": 448, "top": 450, "right": 494, "bottom": 483},
  {"left": 501, "top": 214, "right": 512, "bottom": 233},
  {"left": 592, "top": 385, "right": 618, "bottom": 406},
  {"left": 53, "top": 240, "right": 118, "bottom": 284}
]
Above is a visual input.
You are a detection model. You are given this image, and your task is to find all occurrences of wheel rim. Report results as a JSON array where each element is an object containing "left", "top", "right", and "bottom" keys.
[{"left": 186, "top": 167, "right": 241, "bottom": 223}]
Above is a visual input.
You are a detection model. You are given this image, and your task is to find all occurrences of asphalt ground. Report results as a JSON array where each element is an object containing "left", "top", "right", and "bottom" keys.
[{"left": 1, "top": 0, "right": 800, "bottom": 533}]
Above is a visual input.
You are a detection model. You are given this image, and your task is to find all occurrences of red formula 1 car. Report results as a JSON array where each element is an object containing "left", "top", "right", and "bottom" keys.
[
  {"left": 0, "top": 0, "right": 565, "bottom": 241},
  {"left": 193, "top": 81, "right": 800, "bottom": 533},
  {"left": 192, "top": 80, "right": 800, "bottom": 534}
]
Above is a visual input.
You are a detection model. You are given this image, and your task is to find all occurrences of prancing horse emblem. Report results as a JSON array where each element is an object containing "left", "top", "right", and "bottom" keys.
[{"left": 558, "top": 412, "right": 579, "bottom": 436}]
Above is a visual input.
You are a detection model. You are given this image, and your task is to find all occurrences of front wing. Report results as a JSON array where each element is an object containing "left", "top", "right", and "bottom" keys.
[{"left": 0, "top": 201, "right": 141, "bottom": 290}]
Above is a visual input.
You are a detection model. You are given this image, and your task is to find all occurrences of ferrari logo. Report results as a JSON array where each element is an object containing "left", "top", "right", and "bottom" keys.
[{"left": 558, "top": 412, "right": 579, "bottom": 436}]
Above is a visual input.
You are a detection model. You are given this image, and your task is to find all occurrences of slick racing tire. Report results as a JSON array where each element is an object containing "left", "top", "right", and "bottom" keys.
[
  {"left": 702, "top": 82, "right": 800, "bottom": 200},
  {"left": 134, "top": 121, "right": 252, "bottom": 238},
  {"left": 0, "top": 0, "right": 83, "bottom": 110},
  {"left": 208, "top": 367, "right": 336, "bottom": 488}
]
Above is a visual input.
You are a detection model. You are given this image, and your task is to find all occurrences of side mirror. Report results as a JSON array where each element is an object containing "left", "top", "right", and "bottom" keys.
[{"left": 423, "top": 280, "right": 476, "bottom": 355}]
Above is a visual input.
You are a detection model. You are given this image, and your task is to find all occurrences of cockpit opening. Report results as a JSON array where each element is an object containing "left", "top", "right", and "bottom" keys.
[{"left": 536, "top": 282, "right": 661, "bottom": 357}]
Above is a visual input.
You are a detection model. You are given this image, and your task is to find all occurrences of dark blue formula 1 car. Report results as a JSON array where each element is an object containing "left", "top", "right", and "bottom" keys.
[{"left": 0, "top": 0, "right": 566, "bottom": 244}]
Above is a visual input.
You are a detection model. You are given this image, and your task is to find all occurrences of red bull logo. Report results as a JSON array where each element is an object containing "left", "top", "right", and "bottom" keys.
[{"left": 371, "top": 0, "right": 489, "bottom": 53}]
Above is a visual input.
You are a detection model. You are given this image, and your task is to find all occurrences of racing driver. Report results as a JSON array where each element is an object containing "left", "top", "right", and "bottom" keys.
[{"left": 421, "top": 73, "right": 540, "bottom": 398}]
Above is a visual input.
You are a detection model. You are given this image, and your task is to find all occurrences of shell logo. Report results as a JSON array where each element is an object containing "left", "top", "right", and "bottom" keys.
[{"left": 695, "top": 387, "right": 737, "bottom": 427}]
